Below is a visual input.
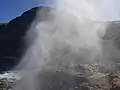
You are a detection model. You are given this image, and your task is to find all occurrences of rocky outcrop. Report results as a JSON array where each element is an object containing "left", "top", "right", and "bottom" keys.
[
  {"left": 0, "top": 6, "right": 50, "bottom": 71},
  {"left": 38, "top": 65, "right": 120, "bottom": 90},
  {"left": 0, "top": 23, "right": 7, "bottom": 32}
]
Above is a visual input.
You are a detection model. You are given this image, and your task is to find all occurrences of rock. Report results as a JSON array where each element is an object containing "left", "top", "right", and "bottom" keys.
[
  {"left": 37, "top": 64, "right": 120, "bottom": 90},
  {"left": 0, "top": 23, "right": 7, "bottom": 32},
  {"left": 0, "top": 72, "right": 20, "bottom": 90},
  {"left": 39, "top": 70, "right": 89, "bottom": 90},
  {"left": 0, "top": 6, "right": 50, "bottom": 71}
]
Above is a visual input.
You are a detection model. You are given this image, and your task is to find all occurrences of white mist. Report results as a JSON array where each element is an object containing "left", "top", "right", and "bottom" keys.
[{"left": 13, "top": 0, "right": 120, "bottom": 90}]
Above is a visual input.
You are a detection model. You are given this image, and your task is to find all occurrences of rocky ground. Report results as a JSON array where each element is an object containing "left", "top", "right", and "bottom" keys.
[
  {"left": 1, "top": 64, "right": 120, "bottom": 90},
  {"left": 38, "top": 64, "right": 120, "bottom": 90},
  {"left": 0, "top": 72, "right": 20, "bottom": 90}
]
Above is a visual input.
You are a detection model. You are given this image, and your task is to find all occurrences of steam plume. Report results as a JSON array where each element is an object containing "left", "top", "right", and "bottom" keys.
[{"left": 14, "top": 0, "right": 120, "bottom": 90}]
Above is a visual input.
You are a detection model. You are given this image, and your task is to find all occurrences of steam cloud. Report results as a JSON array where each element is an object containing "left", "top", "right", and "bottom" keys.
[{"left": 13, "top": 0, "right": 120, "bottom": 90}]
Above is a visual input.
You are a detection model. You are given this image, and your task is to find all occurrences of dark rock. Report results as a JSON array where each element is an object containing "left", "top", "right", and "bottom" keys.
[
  {"left": 103, "top": 21, "right": 120, "bottom": 49},
  {"left": 0, "top": 23, "right": 7, "bottom": 32},
  {"left": 111, "top": 87, "right": 120, "bottom": 90},
  {"left": 0, "top": 6, "right": 50, "bottom": 71},
  {"left": 38, "top": 71, "right": 89, "bottom": 90},
  {"left": 102, "top": 21, "right": 120, "bottom": 64}
]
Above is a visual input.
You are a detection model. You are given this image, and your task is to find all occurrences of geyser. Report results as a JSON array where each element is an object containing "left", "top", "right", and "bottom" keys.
[
  {"left": 13, "top": 0, "right": 120, "bottom": 90},
  {"left": 18, "top": 0, "right": 108, "bottom": 70}
]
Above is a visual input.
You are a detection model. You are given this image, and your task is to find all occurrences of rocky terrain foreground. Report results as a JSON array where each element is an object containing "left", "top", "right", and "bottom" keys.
[
  {"left": 1, "top": 64, "right": 120, "bottom": 90},
  {"left": 37, "top": 63, "right": 120, "bottom": 90}
]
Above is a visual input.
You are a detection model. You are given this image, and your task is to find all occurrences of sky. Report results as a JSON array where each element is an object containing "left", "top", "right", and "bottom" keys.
[
  {"left": 0, "top": 0, "right": 49, "bottom": 22},
  {"left": 0, "top": 0, "right": 120, "bottom": 22}
]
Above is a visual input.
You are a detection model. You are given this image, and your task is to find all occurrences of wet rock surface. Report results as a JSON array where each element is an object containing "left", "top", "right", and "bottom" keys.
[{"left": 0, "top": 72, "right": 20, "bottom": 90}]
